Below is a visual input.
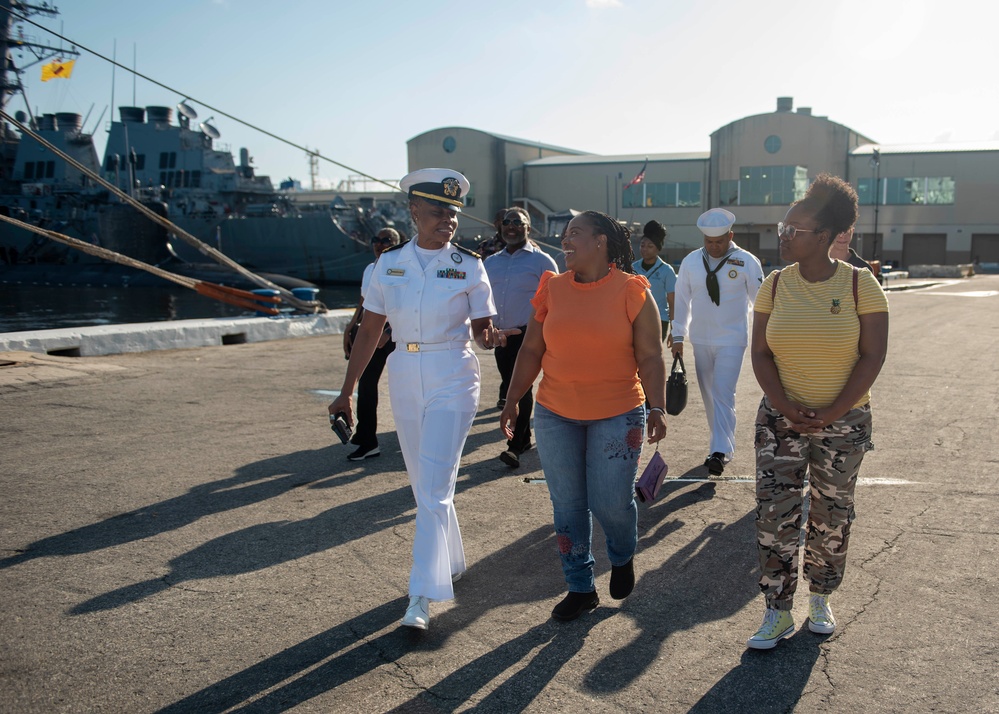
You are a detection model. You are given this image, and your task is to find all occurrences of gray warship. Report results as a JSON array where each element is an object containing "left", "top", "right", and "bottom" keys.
[{"left": 0, "top": 1, "right": 409, "bottom": 286}]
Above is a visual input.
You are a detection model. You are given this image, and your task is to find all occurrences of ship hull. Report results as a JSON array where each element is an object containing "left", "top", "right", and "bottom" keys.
[{"left": 168, "top": 213, "right": 374, "bottom": 285}]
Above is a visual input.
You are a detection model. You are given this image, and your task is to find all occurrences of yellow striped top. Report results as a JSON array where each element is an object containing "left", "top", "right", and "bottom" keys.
[{"left": 755, "top": 262, "right": 889, "bottom": 409}]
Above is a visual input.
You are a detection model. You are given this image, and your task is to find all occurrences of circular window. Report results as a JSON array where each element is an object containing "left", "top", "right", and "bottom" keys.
[
  {"left": 764, "top": 135, "right": 782, "bottom": 154},
  {"left": 443, "top": 136, "right": 456, "bottom": 153}
]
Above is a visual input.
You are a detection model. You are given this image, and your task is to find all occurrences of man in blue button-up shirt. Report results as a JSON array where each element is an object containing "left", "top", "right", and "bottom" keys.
[{"left": 484, "top": 207, "right": 559, "bottom": 468}]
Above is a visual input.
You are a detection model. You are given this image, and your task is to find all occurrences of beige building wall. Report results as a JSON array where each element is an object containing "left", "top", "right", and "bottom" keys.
[
  {"left": 405, "top": 99, "right": 999, "bottom": 268},
  {"left": 407, "top": 127, "right": 585, "bottom": 242}
]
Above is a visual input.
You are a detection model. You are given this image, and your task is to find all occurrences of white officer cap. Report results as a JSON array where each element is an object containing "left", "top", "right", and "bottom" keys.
[
  {"left": 400, "top": 168, "right": 470, "bottom": 212},
  {"left": 696, "top": 208, "right": 736, "bottom": 237}
]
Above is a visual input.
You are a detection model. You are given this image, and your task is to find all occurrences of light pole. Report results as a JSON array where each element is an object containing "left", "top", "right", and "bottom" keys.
[{"left": 869, "top": 147, "right": 880, "bottom": 260}]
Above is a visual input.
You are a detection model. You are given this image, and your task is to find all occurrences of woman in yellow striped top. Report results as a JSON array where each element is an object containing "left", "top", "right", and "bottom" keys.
[{"left": 746, "top": 174, "right": 889, "bottom": 650}]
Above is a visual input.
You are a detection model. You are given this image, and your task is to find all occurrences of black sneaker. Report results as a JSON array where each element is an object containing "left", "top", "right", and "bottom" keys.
[
  {"left": 496, "top": 398, "right": 506, "bottom": 408},
  {"left": 348, "top": 445, "right": 380, "bottom": 461},
  {"left": 705, "top": 452, "right": 726, "bottom": 476}
]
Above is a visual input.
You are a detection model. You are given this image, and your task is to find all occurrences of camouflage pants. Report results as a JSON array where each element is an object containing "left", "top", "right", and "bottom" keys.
[{"left": 754, "top": 396, "right": 873, "bottom": 610}]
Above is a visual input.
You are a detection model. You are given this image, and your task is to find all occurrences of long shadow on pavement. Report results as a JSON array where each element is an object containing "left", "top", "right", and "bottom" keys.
[
  {"left": 0, "top": 445, "right": 353, "bottom": 571},
  {"left": 152, "top": 480, "right": 719, "bottom": 712},
  {"left": 68, "top": 434, "right": 535, "bottom": 614}
]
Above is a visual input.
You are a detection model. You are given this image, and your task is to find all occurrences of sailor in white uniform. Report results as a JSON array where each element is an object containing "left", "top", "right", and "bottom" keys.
[
  {"left": 328, "top": 168, "right": 516, "bottom": 631},
  {"left": 671, "top": 208, "right": 764, "bottom": 476}
]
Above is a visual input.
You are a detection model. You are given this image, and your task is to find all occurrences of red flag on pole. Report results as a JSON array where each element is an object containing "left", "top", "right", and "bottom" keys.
[{"left": 623, "top": 158, "right": 648, "bottom": 189}]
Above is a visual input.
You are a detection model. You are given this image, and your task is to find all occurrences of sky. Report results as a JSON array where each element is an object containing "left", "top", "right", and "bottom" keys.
[{"left": 9, "top": 0, "right": 998, "bottom": 190}]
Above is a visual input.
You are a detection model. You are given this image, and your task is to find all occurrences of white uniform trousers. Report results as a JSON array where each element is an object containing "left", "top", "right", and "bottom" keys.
[
  {"left": 692, "top": 343, "right": 747, "bottom": 458},
  {"left": 387, "top": 345, "right": 479, "bottom": 602}
]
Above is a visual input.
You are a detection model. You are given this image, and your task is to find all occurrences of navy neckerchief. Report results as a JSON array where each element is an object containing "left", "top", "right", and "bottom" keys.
[{"left": 702, "top": 248, "right": 735, "bottom": 306}]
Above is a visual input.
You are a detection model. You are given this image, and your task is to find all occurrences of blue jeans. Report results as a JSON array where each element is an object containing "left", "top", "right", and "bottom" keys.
[{"left": 534, "top": 403, "right": 645, "bottom": 593}]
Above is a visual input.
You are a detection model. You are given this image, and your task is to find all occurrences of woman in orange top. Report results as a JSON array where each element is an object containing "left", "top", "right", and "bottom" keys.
[{"left": 500, "top": 210, "right": 668, "bottom": 622}]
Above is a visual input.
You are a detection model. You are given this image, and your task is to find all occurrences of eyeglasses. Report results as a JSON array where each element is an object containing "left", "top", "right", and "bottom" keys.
[
  {"left": 502, "top": 218, "right": 527, "bottom": 227},
  {"left": 777, "top": 222, "right": 822, "bottom": 239}
]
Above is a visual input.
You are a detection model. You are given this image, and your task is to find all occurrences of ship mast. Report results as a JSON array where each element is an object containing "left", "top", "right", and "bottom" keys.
[{"left": 0, "top": 1, "right": 78, "bottom": 114}]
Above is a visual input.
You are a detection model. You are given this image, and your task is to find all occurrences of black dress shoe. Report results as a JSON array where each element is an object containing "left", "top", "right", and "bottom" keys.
[
  {"left": 499, "top": 449, "right": 520, "bottom": 468},
  {"left": 496, "top": 398, "right": 506, "bottom": 408},
  {"left": 551, "top": 591, "right": 599, "bottom": 621},
  {"left": 610, "top": 557, "right": 635, "bottom": 600},
  {"left": 705, "top": 452, "right": 726, "bottom": 476}
]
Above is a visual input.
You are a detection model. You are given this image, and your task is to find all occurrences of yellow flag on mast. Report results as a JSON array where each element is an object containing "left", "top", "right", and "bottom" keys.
[{"left": 41, "top": 59, "right": 75, "bottom": 82}]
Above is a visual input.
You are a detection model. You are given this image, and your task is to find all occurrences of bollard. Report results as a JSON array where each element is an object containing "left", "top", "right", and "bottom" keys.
[{"left": 250, "top": 288, "right": 281, "bottom": 316}]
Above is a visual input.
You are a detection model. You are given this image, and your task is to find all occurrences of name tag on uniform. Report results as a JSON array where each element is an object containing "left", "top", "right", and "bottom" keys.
[
  {"left": 386, "top": 268, "right": 405, "bottom": 276},
  {"left": 437, "top": 268, "right": 466, "bottom": 280},
  {"left": 726, "top": 258, "right": 745, "bottom": 266}
]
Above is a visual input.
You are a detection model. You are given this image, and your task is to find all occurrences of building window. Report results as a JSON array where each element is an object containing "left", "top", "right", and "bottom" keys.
[
  {"left": 622, "top": 181, "right": 701, "bottom": 208},
  {"left": 720, "top": 166, "right": 808, "bottom": 206},
  {"left": 158, "top": 152, "right": 177, "bottom": 170},
  {"left": 858, "top": 177, "right": 955, "bottom": 205},
  {"left": 764, "top": 135, "right": 782, "bottom": 154},
  {"left": 24, "top": 162, "right": 34, "bottom": 179}
]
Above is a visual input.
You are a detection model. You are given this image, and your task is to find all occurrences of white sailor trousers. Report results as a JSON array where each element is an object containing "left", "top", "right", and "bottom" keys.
[
  {"left": 387, "top": 345, "right": 479, "bottom": 602},
  {"left": 692, "top": 343, "right": 746, "bottom": 458}
]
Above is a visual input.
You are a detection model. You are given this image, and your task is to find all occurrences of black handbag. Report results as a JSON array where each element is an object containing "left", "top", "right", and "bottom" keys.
[{"left": 665, "top": 354, "right": 688, "bottom": 416}]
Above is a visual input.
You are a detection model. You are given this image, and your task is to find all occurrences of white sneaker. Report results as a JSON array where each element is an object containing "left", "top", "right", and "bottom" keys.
[
  {"left": 401, "top": 595, "right": 430, "bottom": 630},
  {"left": 808, "top": 594, "right": 836, "bottom": 634}
]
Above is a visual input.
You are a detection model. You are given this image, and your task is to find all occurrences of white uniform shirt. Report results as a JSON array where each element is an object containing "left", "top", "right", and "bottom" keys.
[
  {"left": 363, "top": 240, "right": 495, "bottom": 345},
  {"left": 672, "top": 244, "right": 764, "bottom": 347},
  {"left": 360, "top": 262, "right": 375, "bottom": 295}
]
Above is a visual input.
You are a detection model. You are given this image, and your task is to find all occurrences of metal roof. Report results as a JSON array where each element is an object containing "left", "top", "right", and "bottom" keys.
[
  {"left": 853, "top": 141, "right": 999, "bottom": 155},
  {"left": 408, "top": 127, "right": 588, "bottom": 156},
  {"left": 525, "top": 151, "right": 710, "bottom": 167}
]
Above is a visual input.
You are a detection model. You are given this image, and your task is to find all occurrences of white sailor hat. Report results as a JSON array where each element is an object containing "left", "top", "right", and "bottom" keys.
[
  {"left": 400, "top": 168, "right": 470, "bottom": 212},
  {"left": 696, "top": 208, "right": 736, "bottom": 237}
]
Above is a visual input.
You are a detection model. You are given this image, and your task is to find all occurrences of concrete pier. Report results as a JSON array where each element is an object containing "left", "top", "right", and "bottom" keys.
[{"left": 1, "top": 276, "right": 996, "bottom": 713}]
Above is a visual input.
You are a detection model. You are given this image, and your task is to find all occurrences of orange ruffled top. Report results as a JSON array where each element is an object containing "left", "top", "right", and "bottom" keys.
[{"left": 531, "top": 266, "right": 650, "bottom": 420}]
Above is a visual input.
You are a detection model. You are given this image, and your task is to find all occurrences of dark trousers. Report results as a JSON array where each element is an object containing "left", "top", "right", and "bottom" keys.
[
  {"left": 354, "top": 339, "right": 395, "bottom": 449},
  {"left": 494, "top": 329, "right": 533, "bottom": 452}
]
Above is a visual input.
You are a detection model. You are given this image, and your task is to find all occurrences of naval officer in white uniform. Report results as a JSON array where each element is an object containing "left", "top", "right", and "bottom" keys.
[
  {"left": 671, "top": 208, "right": 763, "bottom": 476},
  {"left": 328, "top": 168, "right": 516, "bottom": 631}
]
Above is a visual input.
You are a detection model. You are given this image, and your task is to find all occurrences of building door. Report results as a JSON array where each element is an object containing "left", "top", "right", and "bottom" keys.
[
  {"left": 970, "top": 234, "right": 999, "bottom": 264},
  {"left": 856, "top": 232, "right": 881, "bottom": 261},
  {"left": 902, "top": 234, "right": 946, "bottom": 268},
  {"left": 734, "top": 232, "right": 762, "bottom": 263}
]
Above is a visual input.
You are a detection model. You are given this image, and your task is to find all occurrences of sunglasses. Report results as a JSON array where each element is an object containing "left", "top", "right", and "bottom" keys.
[
  {"left": 776, "top": 222, "right": 822, "bottom": 240},
  {"left": 502, "top": 218, "right": 527, "bottom": 227},
  {"left": 372, "top": 236, "right": 395, "bottom": 244}
]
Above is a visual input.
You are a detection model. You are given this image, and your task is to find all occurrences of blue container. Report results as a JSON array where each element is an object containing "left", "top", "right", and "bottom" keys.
[
  {"left": 250, "top": 288, "right": 281, "bottom": 316},
  {"left": 291, "top": 287, "right": 320, "bottom": 302}
]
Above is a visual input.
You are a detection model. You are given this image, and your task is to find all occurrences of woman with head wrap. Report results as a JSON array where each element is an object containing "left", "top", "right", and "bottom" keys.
[{"left": 632, "top": 220, "right": 677, "bottom": 343}]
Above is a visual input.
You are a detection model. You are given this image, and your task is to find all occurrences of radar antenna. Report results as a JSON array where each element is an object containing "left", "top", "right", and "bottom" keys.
[
  {"left": 177, "top": 101, "right": 198, "bottom": 120},
  {"left": 199, "top": 116, "right": 221, "bottom": 139}
]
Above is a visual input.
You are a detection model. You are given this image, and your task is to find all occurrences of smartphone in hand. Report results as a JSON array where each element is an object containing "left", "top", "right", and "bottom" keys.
[{"left": 330, "top": 412, "right": 352, "bottom": 444}]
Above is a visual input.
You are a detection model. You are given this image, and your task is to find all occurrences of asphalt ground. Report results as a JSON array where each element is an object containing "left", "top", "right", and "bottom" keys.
[{"left": 1, "top": 275, "right": 997, "bottom": 713}]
